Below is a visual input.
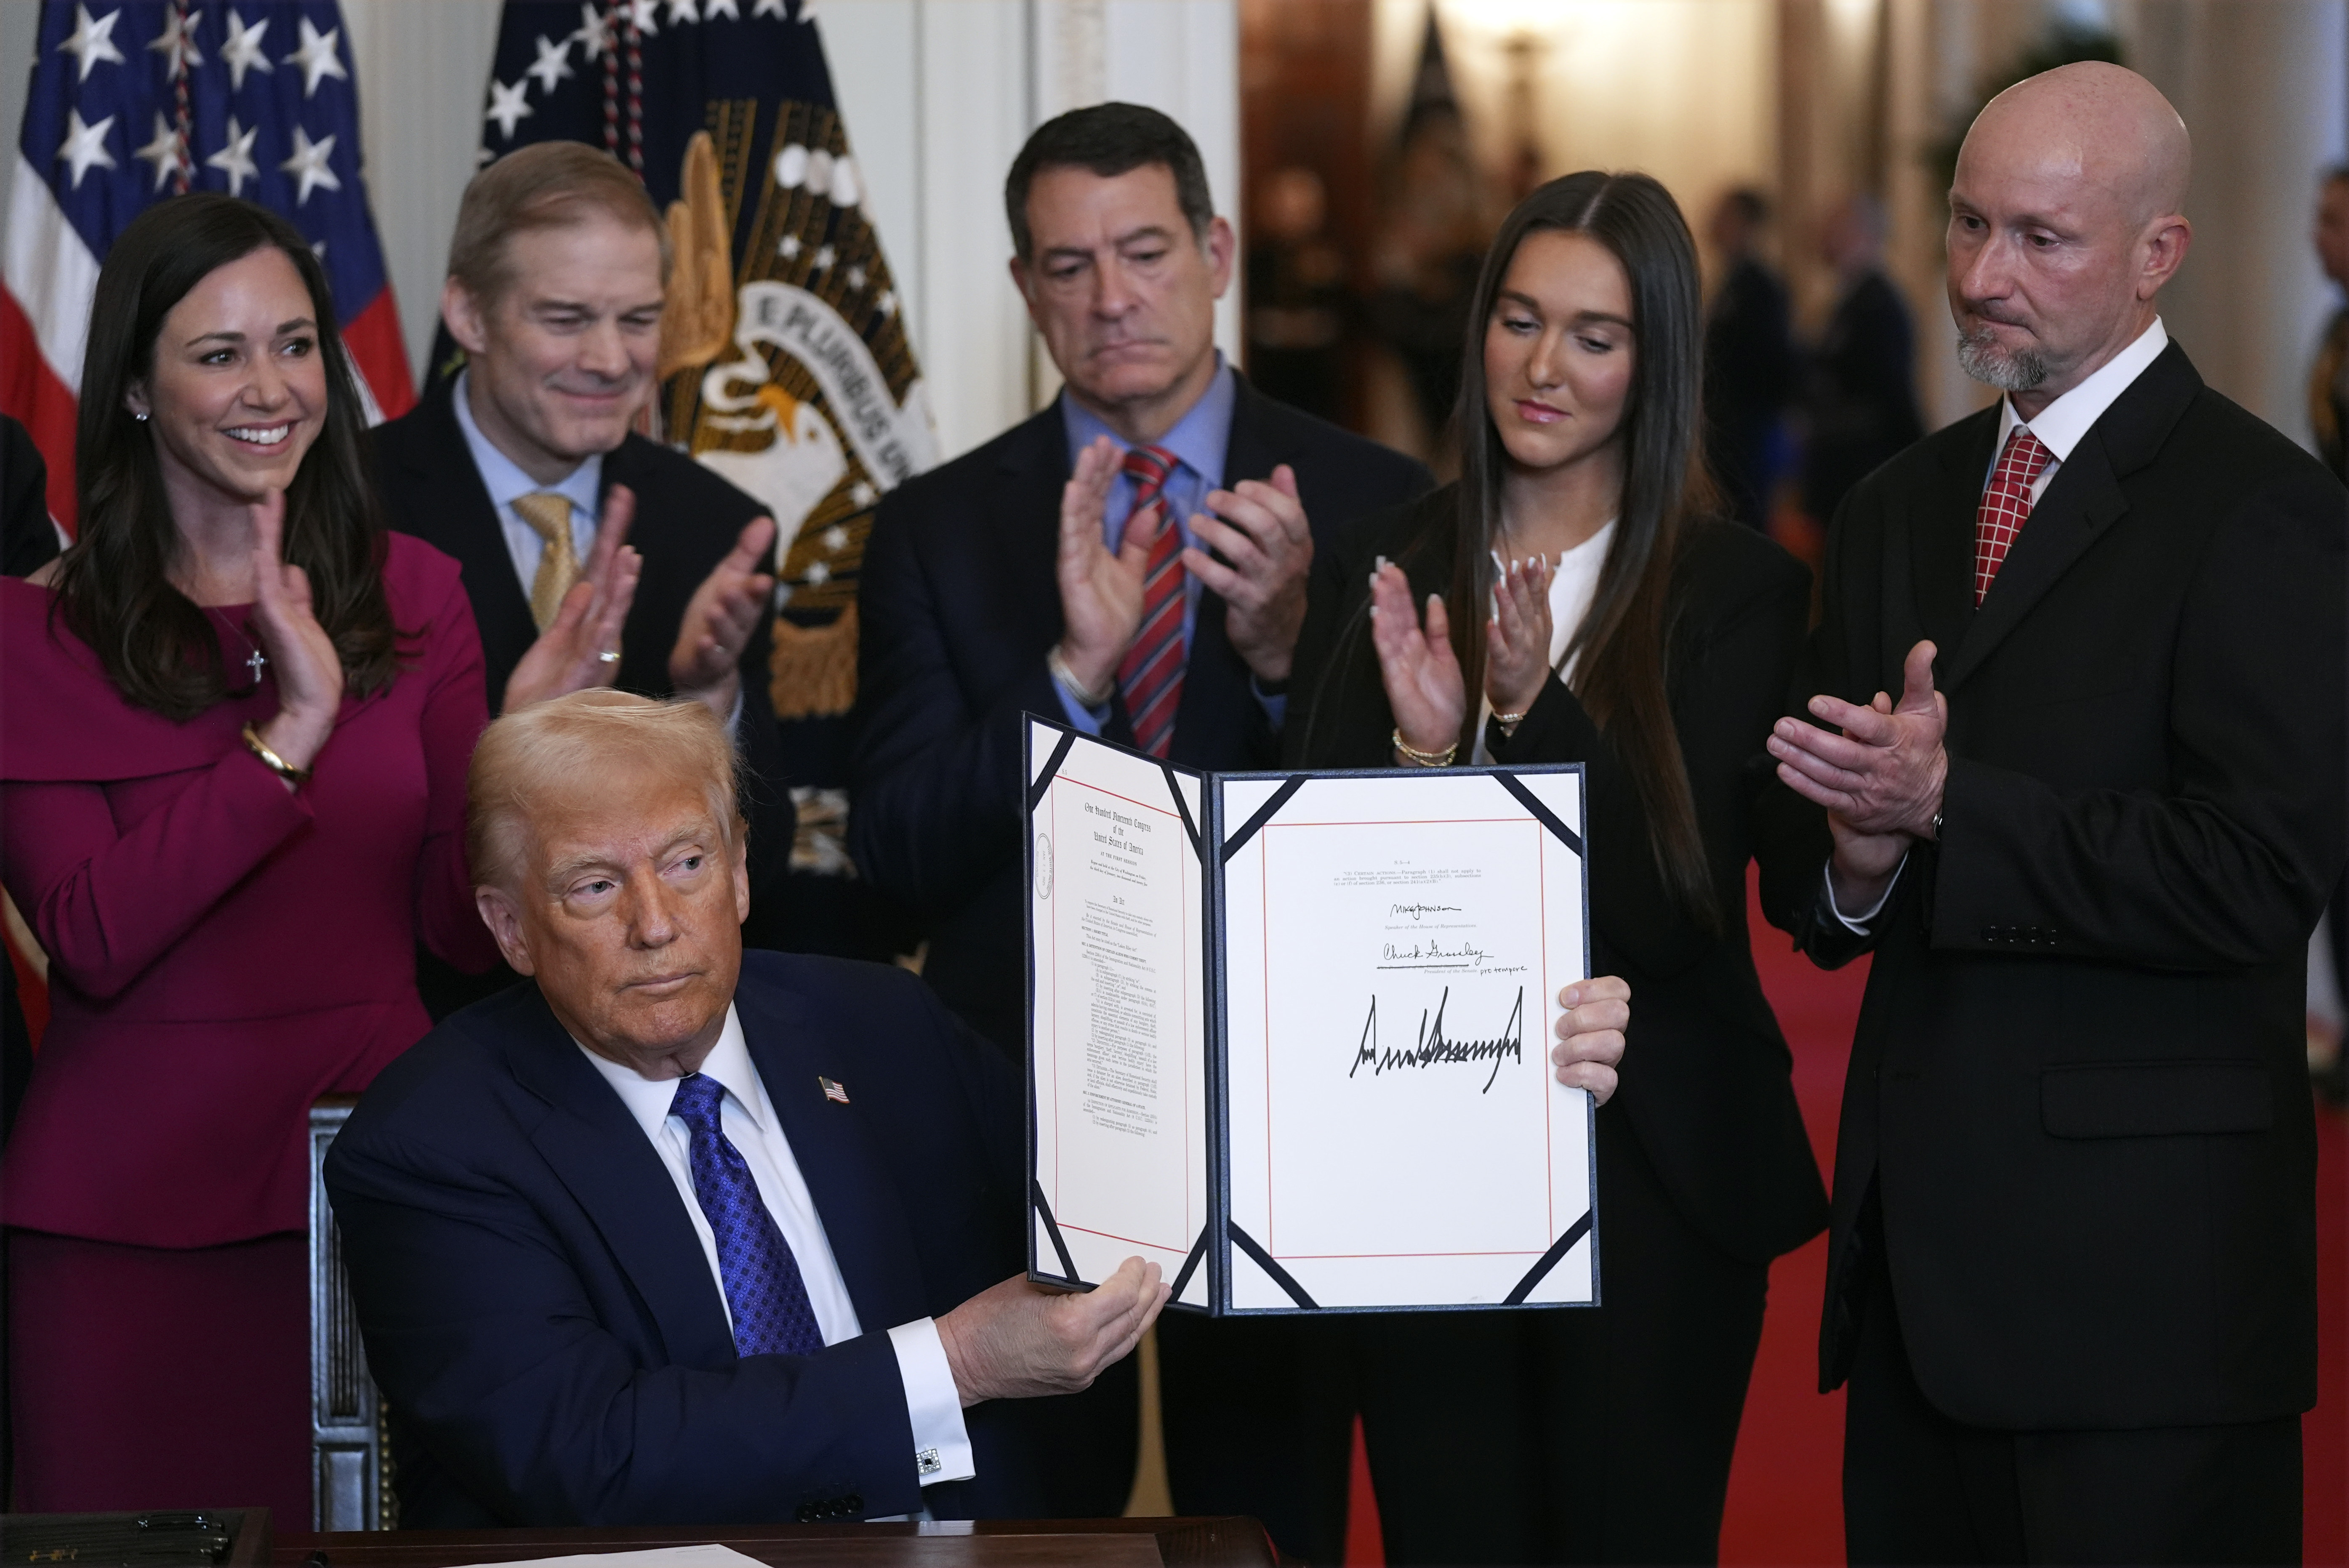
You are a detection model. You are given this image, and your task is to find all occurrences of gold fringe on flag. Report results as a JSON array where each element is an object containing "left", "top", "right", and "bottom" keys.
[{"left": 768, "top": 604, "right": 858, "bottom": 719}]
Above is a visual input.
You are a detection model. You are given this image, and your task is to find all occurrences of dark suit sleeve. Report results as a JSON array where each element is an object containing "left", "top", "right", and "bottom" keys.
[
  {"left": 326, "top": 1130, "right": 931, "bottom": 1524},
  {"left": 1929, "top": 466, "right": 2346, "bottom": 969},
  {"left": 849, "top": 494, "right": 1060, "bottom": 921},
  {"left": 1, "top": 417, "right": 60, "bottom": 579}
]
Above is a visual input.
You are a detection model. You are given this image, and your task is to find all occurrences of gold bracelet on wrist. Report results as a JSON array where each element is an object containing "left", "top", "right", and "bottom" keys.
[
  {"left": 1390, "top": 727, "right": 1459, "bottom": 768},
  {"left": 242, "top": 723, "right": 314, "bottom": 786},
  {"left": 1046, "top": 644, "right": 1115, "bottom": 709}
]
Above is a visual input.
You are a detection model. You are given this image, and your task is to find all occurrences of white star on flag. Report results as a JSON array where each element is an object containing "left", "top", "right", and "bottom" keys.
[
  {"left": 811, "top": 245, "right": 835, "bottom": 271},
  {"left": 821, "top": 524, "right": 848, "bottom": 551},
  {"left": 282, "top": 18, "right": 348, "bottom": 98},
  {"left": 874, "top": 289, "right": 896, "bottom": 319},
  {"left": 219, "top": 8, "right": 273, "bottom": 91},
  {"left": 778, "top": 233, "right": 802, "bottom": 259},
  {"left": 526, "top": 34, "right": 573, "bottom": 94},
  {"left": 571, "top": 2, "right": 611, "bottom": 60},
  {"left": 804, "top": 559, "right": 831, "bottom": 585},
  {"left": 845, "top": 264, "right": 867, "bottom": 290},
  {"left": 849, "top": 480, "right": 876, "bottom": 508},
  {"left": 206, "top": 113, "right": 260, "bottom": 196},
  {"left": 753, "top": 0, "right": 788, "bottom": 15},
  {"left": 485, "top": 77, "right": 533, "bottom": 139},
  {"left": 626, "top": 0, "right": 661, "bottom": 35},
  {"left": 58, "top": 4, "right": 126, "bottom": 82},
  {"left": 132, "top": 110, "right": 192, "bottom": 191},
  {"left": 666, "top": 0, "right": 699, "bottom": 24},
  {"left": 147, "top": 5, "right": 203, "bottom": 79},
  {"left": 278, "top": 125, "right": 341, "bottom": 205},
  {"left": 705, "top": 0, "right": 740, "bottom": 17},
  {"left": 55, "top": 107, "right": 117, "bottom": 188}
]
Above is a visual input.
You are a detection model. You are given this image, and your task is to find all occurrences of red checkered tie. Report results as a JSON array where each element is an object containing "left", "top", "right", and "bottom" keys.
[
  {"left": 1115, "top": 445, "right": 1185, "bottom": 758},
  {"left": 1973, "top": 426, "right": 2053, "bottom": 604}
]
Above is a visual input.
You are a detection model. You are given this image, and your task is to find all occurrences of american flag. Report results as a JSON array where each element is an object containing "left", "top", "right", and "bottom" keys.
[{"left": 2, "top": 0, "right": 414, "bottom": 534}]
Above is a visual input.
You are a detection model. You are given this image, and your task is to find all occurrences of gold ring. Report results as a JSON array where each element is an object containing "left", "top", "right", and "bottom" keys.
[{"left": 597, "top": 649, "right": 621, "bottom": 664}]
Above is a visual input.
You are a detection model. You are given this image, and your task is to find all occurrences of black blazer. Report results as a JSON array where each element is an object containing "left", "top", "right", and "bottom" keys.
[
  {"left": 850, "top": 378, "right": 1432, "bottom": 1052},
  {"left": 373, "top": 381, "right": 796, "bottom": 960},
  {"left": 1773, "top": 341, "right": 2347, "bottom": 1429},
  {"left": 324, "top": 951, "right": 1039, "bottom": 1526},
  {"left": 1286, "top": 490, "right": 1831, "bottom": 1265}
]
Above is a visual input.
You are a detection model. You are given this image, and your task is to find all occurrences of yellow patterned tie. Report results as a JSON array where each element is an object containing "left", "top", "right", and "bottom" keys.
[{"left": 512, "top": 491, "right": 580, "bottom": 632}]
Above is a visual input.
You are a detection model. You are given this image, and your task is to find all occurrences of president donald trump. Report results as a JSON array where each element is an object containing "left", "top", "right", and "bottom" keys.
[{"left": 323, "top": 690, "right": 1168, "bottom": 1525}]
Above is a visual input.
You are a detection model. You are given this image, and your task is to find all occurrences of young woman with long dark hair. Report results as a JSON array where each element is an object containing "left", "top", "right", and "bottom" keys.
[
  {"left": 1286, "top": 170, "right": 1830, "bottom": 1564},
  {"left": 0, "top": 194, "right": 635, "bottom": 1517}
]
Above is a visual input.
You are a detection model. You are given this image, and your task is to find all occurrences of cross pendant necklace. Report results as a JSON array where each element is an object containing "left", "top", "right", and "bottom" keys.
[{"left": 247, "top": 647, "right": 268, "bottom": 682}]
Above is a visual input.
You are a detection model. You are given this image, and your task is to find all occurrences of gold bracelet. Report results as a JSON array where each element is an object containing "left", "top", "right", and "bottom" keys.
[
  {"left": 1046, "top": 644, "right": 1115, "bottom": 709},
  {"left": 1391, "top": 727, "right": 1458, "bottom": 768},
  {"left": 242, "top": 723, "right": 314, "bottom": 786}
]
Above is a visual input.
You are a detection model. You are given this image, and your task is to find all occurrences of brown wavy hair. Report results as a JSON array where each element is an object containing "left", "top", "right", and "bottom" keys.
[
  {"left": 52, "top": 194, "right": 400, "bottom": 720},
  {"left": 1448, "top": 171, "right": 1720, "bottom": 926}
]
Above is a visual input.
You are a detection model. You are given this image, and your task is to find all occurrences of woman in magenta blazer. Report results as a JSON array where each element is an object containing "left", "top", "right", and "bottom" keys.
[{"left": 0, "top": 196, "right": 635, "bottom": 1520}]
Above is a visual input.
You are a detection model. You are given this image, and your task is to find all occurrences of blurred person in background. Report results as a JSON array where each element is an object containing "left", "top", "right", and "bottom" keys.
[
  {"left": 2309, "top": 163, "right": 2348, "bottom": 1106},
  {"left": 1801, "top": 194, "right": 1924, "bottom": 530},
  {"left": 1246, "top": 166, "right": 1350, "bottom": 423},
  {"left": 1368, "top": 102, "right": 1492, "bottom": 466},
  {"left": 0, "top": 194, "right": 629, "bottom": 1520},
  {"left": 1702, "top": 187, "right": 1794, "bottom": 531}
]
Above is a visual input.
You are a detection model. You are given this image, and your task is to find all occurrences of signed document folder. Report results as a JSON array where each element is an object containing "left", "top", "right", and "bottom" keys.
[{"left": 1023, "top": 714, "right": 1596, "bottom": 1316}]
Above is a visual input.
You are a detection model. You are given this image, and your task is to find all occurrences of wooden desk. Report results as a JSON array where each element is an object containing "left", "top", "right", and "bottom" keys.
[{"left": 272, "top": 1519, "right": 1276, "bottom": 1568}]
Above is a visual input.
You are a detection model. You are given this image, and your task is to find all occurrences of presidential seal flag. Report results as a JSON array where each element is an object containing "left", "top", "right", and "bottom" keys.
[
  {"left": 466, "top": 0, "right": 935, "bottom": 740},
  {"left": 2, "top": 0, "right": 415, "bottom": 532}
]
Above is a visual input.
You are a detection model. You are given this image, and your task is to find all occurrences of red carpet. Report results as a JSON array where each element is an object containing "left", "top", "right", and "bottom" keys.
[{"left": 1342, "top": 870, "right": 2349, "bottom": 1563}]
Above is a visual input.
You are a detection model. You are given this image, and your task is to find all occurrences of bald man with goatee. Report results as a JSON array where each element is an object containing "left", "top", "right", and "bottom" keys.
[{"left": 1763, "top": 63, "right": 2345, "bottom": 1562}]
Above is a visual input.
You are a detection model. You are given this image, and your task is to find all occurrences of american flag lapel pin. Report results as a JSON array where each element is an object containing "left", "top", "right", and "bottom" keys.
[{"left": 819, "top": 1076, "right": 851, "bottom": 1105}]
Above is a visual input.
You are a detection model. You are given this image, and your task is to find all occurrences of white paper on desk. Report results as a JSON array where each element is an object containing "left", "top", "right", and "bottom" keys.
[
  {"left": 1027, "top": 721, "right": 1210, "bottom": 1307},
  {"left": 447, "top": 1546, "right": 771, "bottom": 1568},
  {"left": 1220, "top": 769, "right": 1593, "bottom": 1310}
]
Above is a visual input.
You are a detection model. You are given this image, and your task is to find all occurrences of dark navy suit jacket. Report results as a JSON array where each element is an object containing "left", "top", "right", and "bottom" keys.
[
  {"left": 324, "top": 951, "right": 1039, "bottom": 1526},
  {"left": 850, "top": 378, "right": 1432, "bottom": 1051}
]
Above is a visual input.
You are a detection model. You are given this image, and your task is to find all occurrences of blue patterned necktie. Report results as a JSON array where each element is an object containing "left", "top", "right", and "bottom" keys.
[{"left": 668, "top": 1073, "right": 825, "bottom": 1358}]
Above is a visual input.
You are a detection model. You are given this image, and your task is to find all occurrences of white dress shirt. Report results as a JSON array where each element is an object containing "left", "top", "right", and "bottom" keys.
[
  {"left": 1824, "top": 317, "right": 2170, "bottom": 933},
  {"left": 1470, "top": 520, "right": 1615, "bottom": 764},
  {"left": 449, "top": 369, "right": 603, "bottom": 587},
  {"left": 576, "top": 1006, "right": 976, "bottom": 1491}
]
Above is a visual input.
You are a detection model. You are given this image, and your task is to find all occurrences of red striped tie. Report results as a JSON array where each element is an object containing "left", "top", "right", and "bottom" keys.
[
  {"left": 1973, "top": 426, "right": 2053, "bottom": 604},
  {"left": 1116, "top": 445, "right": 1185, "bottom": 758}
]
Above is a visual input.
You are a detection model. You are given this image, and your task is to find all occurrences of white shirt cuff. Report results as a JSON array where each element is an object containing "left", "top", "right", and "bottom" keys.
[
  {"left": 886, "top": 1318, "right": 975, "bottom": 1486},
  {"left": 1823, "top": 855, "right": 1905, "bottom": 934}
]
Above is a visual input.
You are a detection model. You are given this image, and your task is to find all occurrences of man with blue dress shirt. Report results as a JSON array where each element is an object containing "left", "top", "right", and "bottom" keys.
[
  {"left": 325, "top": 690, "right": 1167, "bottom": 1527},
  {"left": 851, "top": 102, "right": 1430, "bottom": 1551}
]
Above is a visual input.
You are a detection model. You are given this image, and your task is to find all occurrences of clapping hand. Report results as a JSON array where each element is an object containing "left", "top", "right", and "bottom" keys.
[
  {"left": 1768, "top": 640, "right": 1946, "bottom": 911},
  {"left": 248, "top": 488, "right": 344, "bottom": 782},
  {"left": 1368, "top": 559, "right": 1466, "bottom": 759},
  {"left": 1486, "top": 554, "right": 1556, "bottom": 724},
  {"left": 1055, "top": 435, "right": 1166, "bottom": 699},
  {"left": 503, "top": 485, "right": 643, "bottom": 714},
  {"left": 1183, "top": 464, "right": 1313, "bottom": 684},
  {"left": 669, "top": 516, "right": 778, "bottom": 718}
]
